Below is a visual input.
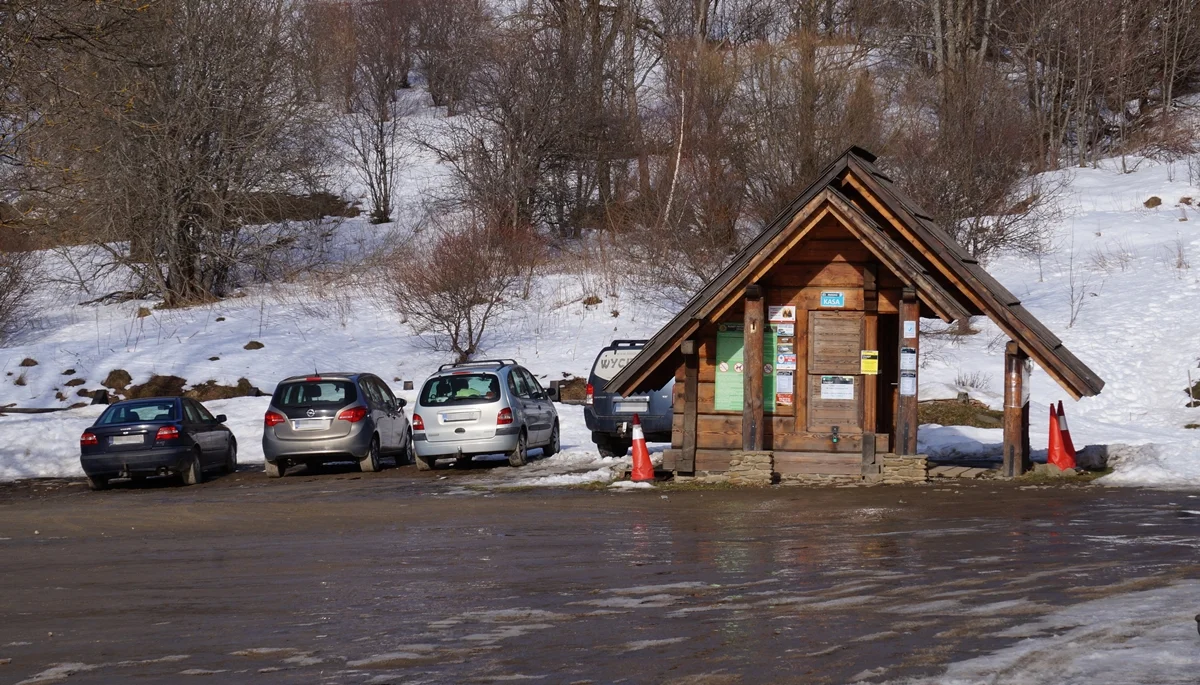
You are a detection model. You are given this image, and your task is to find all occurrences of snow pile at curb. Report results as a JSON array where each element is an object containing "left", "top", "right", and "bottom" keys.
[{"left": 1099, "top": 442, "right": 1200, "bottom": 488}]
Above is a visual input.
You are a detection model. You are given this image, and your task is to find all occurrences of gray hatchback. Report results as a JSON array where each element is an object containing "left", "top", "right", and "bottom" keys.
[
  {"left": 262, "top": 373, "right": 413, "bottom": 477},
  {"left": 412, "top": 360, "right": 559, "bottom": 469}
]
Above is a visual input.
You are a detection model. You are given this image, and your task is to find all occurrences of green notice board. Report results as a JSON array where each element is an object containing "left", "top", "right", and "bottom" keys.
[{"left": 714, "top": 323, "right": 777, "bottom": 411}]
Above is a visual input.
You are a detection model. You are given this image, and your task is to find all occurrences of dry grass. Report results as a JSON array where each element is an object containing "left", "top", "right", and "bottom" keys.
[{"left": 918, "top": 399, "right": 1003, "bottom": 428}]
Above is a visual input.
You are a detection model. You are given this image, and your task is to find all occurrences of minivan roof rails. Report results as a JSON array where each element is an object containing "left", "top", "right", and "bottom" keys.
[
  {"left": 437, "top": 359, "right": 518, "bottom": 372},
  {"left": 609, "top": 340, "right": 646, "bottom": 348}
]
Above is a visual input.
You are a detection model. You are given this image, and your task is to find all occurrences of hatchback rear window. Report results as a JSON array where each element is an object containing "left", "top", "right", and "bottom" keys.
[
  {"left": 97, "top": 400, "right": 178, "bottom": 424},
  {"left": 420, "top": 373, "right": 500, "bottom": 406},
  {"left": 274, "top": 380, "right": 357, "bottom": 408}
]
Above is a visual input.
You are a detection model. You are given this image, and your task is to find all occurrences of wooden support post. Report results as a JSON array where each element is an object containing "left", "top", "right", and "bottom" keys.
[
  {"left": 1003, "top": 341, "right": 1032, "bottom": 478},
  {"left": 862, "top": 264, "right": 878, "bottom": 476},
  {"left": 743, "top": 284, "right": 765, "bottom": 451},
  {"left": 680, "top": 339, "right": 698, "bottom": 474},
  {"left": 896, "top": 288, "right": 919, "bottom": 455}
]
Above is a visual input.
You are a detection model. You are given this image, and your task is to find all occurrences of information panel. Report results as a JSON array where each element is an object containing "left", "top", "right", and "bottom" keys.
[{"left": 714, "top": 323, "right": 777, "bottom": 412}]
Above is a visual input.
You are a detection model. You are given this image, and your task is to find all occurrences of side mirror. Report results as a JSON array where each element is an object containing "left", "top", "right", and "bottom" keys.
[
  {"left": 215, "top": 414, "right": 228, "bottom": 424},
  {"left": 546, "top": 386, "right": 559, "bottom": 403},
  {"left": 397, "top": 398, "right": 407, "bottom": 409}
]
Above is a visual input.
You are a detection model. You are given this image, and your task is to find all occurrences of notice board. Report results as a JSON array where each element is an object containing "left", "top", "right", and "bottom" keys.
[{"left": 714, "top": 323, "right": 777, "bottom": 411}]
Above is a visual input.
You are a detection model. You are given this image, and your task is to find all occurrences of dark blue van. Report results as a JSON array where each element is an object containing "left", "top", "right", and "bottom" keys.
[{"left": 584, "top": 340, "right": 674, "bottom": 457}]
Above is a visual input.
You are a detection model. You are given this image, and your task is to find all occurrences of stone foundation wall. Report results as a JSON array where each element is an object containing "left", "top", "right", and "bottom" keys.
[
  {"left": 879, "top": 454, "right": 929, "bottom": 484},
  {"left": 727, "top": 451, "right": 773, "bottom": 486},
  {"left": 778, "top": 474, "right": 862, "bottom": 486}
]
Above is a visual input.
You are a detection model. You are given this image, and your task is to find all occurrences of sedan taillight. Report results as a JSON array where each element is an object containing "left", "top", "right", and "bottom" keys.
[
  {"left": 155, "top": 425, "right": 180, "bottom": 441},
  {"left": 337, "top": 406, "right": 367, "bottom": 423},
  {"left": 497, "top": 407, "right": 513, "bottom": 425},
  {"left": 80, "top": 431, "right": 98, "bottom": 446}
]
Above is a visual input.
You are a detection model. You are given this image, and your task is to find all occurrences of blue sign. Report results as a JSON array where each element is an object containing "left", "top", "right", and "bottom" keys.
[{"left": 820, "top": 291, "right": 845, "bottom": 308}]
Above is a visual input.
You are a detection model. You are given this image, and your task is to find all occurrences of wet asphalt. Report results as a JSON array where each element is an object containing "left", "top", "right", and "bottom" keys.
[{"left": 1, "top": 464, "right": 1199, "bottom": 684}]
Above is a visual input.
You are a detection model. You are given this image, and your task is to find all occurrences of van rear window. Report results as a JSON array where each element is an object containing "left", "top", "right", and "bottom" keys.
[
  {"left": 274, "top": 380, "right": 357, "bottom": 407},
  {"left": 589, "top": 348, "right": 642, "bottom": 382}
]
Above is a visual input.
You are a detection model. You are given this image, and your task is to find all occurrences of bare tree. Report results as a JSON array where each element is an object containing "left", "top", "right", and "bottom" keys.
[
  {"left": 339, "top": 0, "right": 419, "bottom": 224},
  {"left": 45, "top": 0, "right": 332, "bottom": 306},
  {"left": 0, "top": 249, "right": 37, "bottom": 345},
  {"left": 385, "top": 218, "right": 543, "bottom": 362}
]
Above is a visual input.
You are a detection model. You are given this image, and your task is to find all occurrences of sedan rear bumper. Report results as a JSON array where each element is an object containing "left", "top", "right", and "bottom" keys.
[{"left": 80, "top": 446, "right": 193, "bottom": 478}]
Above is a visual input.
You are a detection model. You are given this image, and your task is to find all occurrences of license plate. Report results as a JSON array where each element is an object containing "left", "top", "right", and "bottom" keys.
[
  {"left": 111, "top": 435, "right": 143, "bottom": 446},
  {"left": 441, "top": 412, "right": 477, "bottom": 423},
  {"left": 292, "top": 419, "right": 329, "bottom": 431},
  {"left": 614, "top": 400, "right": 649, "bottom": 414}
]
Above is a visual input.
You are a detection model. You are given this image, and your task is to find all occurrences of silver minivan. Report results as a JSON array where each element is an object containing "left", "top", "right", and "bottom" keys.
[
  {"left": 262, "top": 373, "right": 413, "bottom": 477},
  {"left": 412, "top": 360, "right": 559, "bottom": 469}
]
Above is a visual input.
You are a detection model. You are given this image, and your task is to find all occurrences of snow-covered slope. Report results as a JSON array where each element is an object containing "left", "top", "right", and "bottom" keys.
[{"left": 2, "top": 148, "right": 1199, "bottom": 486}]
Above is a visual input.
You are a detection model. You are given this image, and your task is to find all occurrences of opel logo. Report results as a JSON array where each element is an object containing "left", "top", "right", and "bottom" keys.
[{"left": 306, "top": 409, "right": 315, "bottom": 417}]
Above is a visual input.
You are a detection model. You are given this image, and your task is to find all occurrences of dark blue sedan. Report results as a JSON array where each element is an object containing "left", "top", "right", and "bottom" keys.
[{"left": 80, "top": 396, "right": 237, "bottom": 490}]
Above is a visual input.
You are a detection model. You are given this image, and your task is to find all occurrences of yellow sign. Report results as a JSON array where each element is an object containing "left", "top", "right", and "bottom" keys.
[{"left": 860, "top": 350, "right": 879, "bottom": 375}]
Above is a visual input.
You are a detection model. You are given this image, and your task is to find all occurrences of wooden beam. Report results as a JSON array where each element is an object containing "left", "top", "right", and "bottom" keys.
[
  {"left": 743, "top": 285, "right": 765, "bottom": 451},
  {"left": 1003, "top": 341, "right": 1032, "bottom": 478},
  {"left": 680, "top": 339, "right": 699, "bottom": 474},
  {"left": 897, "top": 289, "right": 920, "bottom": 455},
  {"left": 863, "top": 264, "right": 878, "bottom": 476}
]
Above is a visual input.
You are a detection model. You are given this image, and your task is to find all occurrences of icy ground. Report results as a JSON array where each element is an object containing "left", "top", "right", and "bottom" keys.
[
  {"left": 2, "top": 150, "right": 1200, "bottom": 486},
  {"left": 876, "top": 580, "right": 1200, "bottom": 685}
]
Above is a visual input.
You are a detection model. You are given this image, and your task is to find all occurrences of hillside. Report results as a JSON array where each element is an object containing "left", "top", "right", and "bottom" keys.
[{"left": 2, "top": 153, "right": 1199, "bottom": 487}]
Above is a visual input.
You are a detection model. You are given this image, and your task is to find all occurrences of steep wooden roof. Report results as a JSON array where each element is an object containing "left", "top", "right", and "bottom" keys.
[{"left": 608, "top": 147, "right": 1105, "bottom": 400}]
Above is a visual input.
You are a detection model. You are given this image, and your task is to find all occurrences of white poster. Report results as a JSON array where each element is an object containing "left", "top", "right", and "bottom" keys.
[
  {"left": 776, "top": 353, "right": 797, "bottom": 371},
  {"left": 900, "top": 346, "right": 918, "bottom": 371},
  {"left": 820, "top": 375, "right": 855, "bottom": 400},
  {"left": 900, "top": 370, "right": 917, "bottom": 396},
  {"left": 775, "top": 323, "right": 794, "bottom": 337},
  {"left": 768, "top": 305, "right": 796, "bottom": 323},
  {"left": 776, "top": 371, "right": 794, "bottom": 393},
  {"left": 903, "top": 320, "right": 917, "bottom": 339}
]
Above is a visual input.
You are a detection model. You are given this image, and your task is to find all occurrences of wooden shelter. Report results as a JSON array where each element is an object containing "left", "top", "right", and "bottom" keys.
[{"left": 607, "top": 147, "right": 1104, "bottom": 482}]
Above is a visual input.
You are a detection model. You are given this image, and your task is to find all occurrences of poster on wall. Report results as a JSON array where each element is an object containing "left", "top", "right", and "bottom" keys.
[
  {"left": 714, "top": 323, "right": 777, "bottom": 411},
  {"left": 900, "top": 370, "right": 917, "bottom": 396},
  {"left": 820, "top": 375, "right": 855, "bottom": 400},
  {"left": 776, "top": 353, "right": 797, "bottom": 371},
  {"left": 768, "top": 305, "right": 796, "bottom": 323},
  {"left": 900, "top": 346, "right": 918, "bottom": 371},
  {"left": 776, "top": 393, "right": 794, "bottom": 406},
  {"left": 859, "top": 350, "right": 879, "bottom": 375},
  {"left": 776, "top": 371, "right": 794, "bottom": 393},
  {"left": 775, "top": 323, "right": 794, "bottom": 336}
]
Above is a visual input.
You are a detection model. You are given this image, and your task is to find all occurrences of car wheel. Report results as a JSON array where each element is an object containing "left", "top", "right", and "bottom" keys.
[
  {"left": 86, "top": 475, "right": 109, "bottom": 491},
  {"left": 508, "top": 430, "right": 528, "bottom": 467},
  {"left": 597, "top": 437, "right": 630, "bottom": 458},
  {"left": 223, "top": 440, "right": 238, "bottom": 474},
  {"left": 359, "top": 437, "right": 381, "bottom": 473},
  {"left": 264, "top": 460, "right": 284, "bottom": 478},
  {"left": 399, "top": 431, "right": 415, "bottom": 467},
  {"left": 181, "top": 450, "right": 203, "bottom": 486},
  {"left": 544, "top": 421, "right": 560, "bottom": 457}
]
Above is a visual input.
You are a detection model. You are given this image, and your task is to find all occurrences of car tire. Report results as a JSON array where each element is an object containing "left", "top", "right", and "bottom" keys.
[
  {"left": 264, "top": 460, "right": 284, "bottom": 478},
  {"left": 86, "top": 475, "right": 109, "bottom": 491},
  {"left": 359, "top": 437, "right": 381, "bottom": 473},
  {"left": 223, "top": 440, "right": 238, "bottom": 474},
  {"left": 597, "top": 437, "right": 631, "bottom": 458},
  {"left": 544, "top": 421, "right": 560, "bottom": 457},
  {"left": 181, "top": 450, "right": 203, "bottom": 486},
  {"left": 398, "top": 431, "right": 415, "bottom": 467},
  {"left": 508, "top": 430, "right": 528, "bottom": 467}
]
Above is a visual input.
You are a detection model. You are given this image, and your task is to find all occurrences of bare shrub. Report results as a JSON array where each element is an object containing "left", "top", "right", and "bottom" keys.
[
  {"left": 0, "top": 250, "right": 38, "bottom": 345},
  {"left": 954, "top": 370, "right": 992, "bottom": 391},
  {"left": 1159, "top": 237, "right": 1191, "bottom": 276},
  {"left": 384, "top": 218, "right": 544, "bottom": 362},
  {"left": 1089, "top": 237, "right": 1137, "bottom": 274}
]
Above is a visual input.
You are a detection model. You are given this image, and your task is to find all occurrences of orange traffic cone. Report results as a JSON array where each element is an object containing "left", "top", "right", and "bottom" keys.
[
  {"left": 1047, "top": 405, "right": 1075, "bottom": 470},
  {"left": 1056, "top": 401, "right": 1077, "bottom": 461},
  {"left": 630, "top": 413, "right": 654, "bottom": 482}
]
